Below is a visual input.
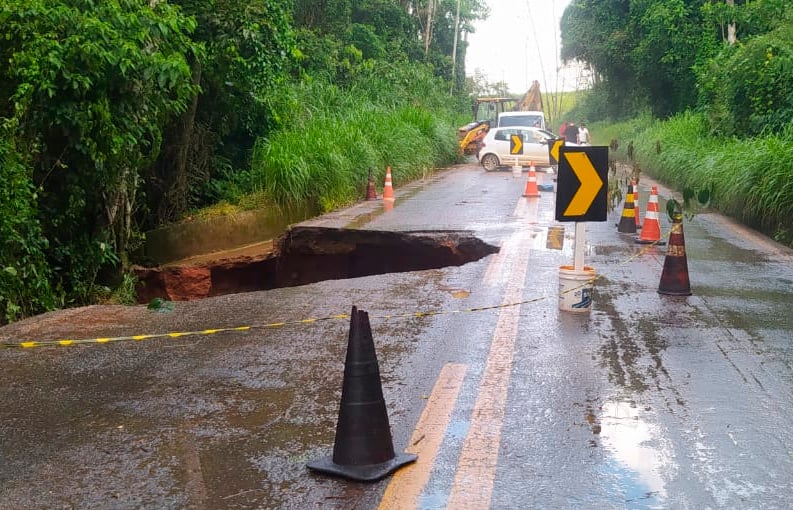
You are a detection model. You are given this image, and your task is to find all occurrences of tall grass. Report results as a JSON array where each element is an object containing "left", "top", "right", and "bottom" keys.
[
  {"left": 604, "top": 111, "right": 793, "bottom": 245},
  {"left": 220, "top": 64, "right": 461, "bottom": 213},
  {"left": 237, "top": 104, "right": 456, "bottom": 212}
]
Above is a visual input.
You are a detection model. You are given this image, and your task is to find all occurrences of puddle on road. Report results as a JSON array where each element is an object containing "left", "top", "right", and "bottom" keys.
[
  {"left": 692, "top": 232, "right": 771, "bottom": 264},
  {"left": 597, "top": 400, "right": 670, "bottom": 508}
]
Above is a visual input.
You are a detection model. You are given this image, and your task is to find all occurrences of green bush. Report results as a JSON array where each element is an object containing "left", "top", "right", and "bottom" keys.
[
  {"left": 700, "top": 24, "right": 793, "bottom": 137},
  {"left": 0, "top": 136, "right": 58, "bottom": 324},
  {"left": 0, "top": 0, "right": 201, "bottom": 306}
]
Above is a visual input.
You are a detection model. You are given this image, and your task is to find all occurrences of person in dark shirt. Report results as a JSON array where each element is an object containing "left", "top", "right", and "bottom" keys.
[{"left": 565, "top": 122, "right": 577, "bottom": 143}]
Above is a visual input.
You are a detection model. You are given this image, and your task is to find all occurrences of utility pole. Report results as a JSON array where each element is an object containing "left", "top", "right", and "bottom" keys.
[{"left": 450, "top": 0, "right": 461, "bottom": 95}]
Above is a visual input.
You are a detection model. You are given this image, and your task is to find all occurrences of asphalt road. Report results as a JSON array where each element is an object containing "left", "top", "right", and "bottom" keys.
[{"left": 1, "top": 160, "right": 793, "bottom": 509}]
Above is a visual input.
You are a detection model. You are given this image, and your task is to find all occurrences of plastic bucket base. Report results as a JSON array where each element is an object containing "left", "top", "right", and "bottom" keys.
[
  {"left": 559, "top": 265, "right": 595, "bottom": 312},
  {"left": 512, "top": 165, "right": 522, "bottom": 177}
]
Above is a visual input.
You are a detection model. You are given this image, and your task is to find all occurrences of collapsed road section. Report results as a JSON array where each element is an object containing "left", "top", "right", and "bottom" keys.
[{"left": 134, "top": 226, "right": 500, "bottom": 302}]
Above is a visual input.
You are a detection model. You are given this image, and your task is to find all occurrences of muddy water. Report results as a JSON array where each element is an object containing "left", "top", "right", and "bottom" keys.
[{"left": 142, "top": 204, "right": 318, "bottom": 265}]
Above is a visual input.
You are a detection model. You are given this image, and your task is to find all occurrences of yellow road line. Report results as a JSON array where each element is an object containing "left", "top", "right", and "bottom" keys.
[
  {"left": 378, "top": 363, "right": 468, "bottom": 510},
  {"left": 483, "top": 196, "right": 531, "bottom": 285},
  {"left": 448, "top": 222, "right": 532, "bottom": 508}
]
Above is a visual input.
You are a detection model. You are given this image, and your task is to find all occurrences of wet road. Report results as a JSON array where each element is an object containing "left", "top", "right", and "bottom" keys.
[{"left": 2, "top": 161, "right": 793, "bottom": 509}]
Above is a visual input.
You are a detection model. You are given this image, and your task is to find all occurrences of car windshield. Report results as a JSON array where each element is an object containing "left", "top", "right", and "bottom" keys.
[{"left": 499, "top": 115, "right": 543, "bottom": 128}]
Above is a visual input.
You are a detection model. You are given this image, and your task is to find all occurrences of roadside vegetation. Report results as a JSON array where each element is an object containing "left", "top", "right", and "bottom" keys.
[
  {"left": 1, "top": 0, "right": 792, "bottom": 324},
  {"left": 0, "top": 0, "right": 487, "bottom": 323},
  {"left": 562, "top": 0, "right": 793, "bottom": 247}
]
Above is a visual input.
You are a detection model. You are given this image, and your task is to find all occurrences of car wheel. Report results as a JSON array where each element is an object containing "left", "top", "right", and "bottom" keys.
[{"left": 481, "top": 154, "right": 500, "bottom": 172}]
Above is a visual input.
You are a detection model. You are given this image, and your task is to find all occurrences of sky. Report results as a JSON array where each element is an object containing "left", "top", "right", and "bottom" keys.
[{"left": 465, "top": 0, "right": 584, "bottom": 94}]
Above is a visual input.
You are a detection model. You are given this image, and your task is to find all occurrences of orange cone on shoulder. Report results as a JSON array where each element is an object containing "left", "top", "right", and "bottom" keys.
[
  {"left": 522, "top": 161, "right": 540, "bottom": 198},
  {"left": 383, "top": 166, "right": 395, "bottom": 201},
  {"left": 635, "top": 186, "right": 664, "bottom": 245}
]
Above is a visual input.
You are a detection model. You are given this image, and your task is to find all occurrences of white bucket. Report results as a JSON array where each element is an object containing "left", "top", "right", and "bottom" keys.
[
  {"left": 512, "top": 164, "right": 522, "bottom": 177},
  {"left": 559, "top": 265, "right": 596, "bottom": 312}
]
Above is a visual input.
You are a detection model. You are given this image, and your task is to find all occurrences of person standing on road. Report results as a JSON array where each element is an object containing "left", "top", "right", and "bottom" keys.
[
  {"left": 565, "top": 122, "right": 577, "bottom": 143},
  {"left": 578, "top": 122, "right": 591, "bottom": 145}
]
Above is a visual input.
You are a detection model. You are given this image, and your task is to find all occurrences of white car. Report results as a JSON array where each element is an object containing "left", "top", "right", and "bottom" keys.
[{"left": 477, "top": 126, "right": 556, "bottom": 171}]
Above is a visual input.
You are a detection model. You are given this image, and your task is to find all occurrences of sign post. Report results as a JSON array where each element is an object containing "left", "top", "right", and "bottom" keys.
[
  {"left": 555, "top": 145, "right": 609, "bottom": 312},
  {"left": 510, "top": 134, "right": 523, "bottom": 177},
  {"left": 574, "top": 223, "right": 586, "bottom": 272}
]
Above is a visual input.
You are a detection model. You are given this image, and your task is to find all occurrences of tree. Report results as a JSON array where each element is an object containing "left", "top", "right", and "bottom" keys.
[
  {"left": 0, "top": 0, "right": 200, "bottom": 302},
  {"left": 630, "top": 0, "right": 704, "bottom": 116},
  {"left": 561, "top": 0, "right": 709, "bottom": 118},
  {"left": 149, "top": 0, "right": 296, "bottom": 225}
]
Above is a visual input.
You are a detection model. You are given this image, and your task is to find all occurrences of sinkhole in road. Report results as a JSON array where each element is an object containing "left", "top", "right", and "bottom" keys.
[{"left": 134, "top": 226, "right": 500, "bottom": 302}]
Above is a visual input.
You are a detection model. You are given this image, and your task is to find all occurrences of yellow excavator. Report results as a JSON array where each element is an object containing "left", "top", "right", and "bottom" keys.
[
  {"left": 457, "top": 97, "right": 514, "bottom": 155},
  {"left": 515, "top": 80, "right": 544, "bottom": 112},
  {"left": 458, "top": 82, "right": 545, "bottom": 155}
]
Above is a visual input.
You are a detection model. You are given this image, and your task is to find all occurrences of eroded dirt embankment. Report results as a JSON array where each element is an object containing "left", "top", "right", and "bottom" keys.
[{"left": 133, "top": 226, "right": 499, "bottom": 303}]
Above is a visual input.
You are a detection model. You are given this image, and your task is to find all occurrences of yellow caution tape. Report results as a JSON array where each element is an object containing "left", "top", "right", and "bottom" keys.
[{"left": 0, "top": 233, "right": 670, "bottom": 350}]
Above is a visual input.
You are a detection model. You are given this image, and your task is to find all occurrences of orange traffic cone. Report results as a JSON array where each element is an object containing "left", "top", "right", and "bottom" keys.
[
  {"left": 366, "top": 169, "right": 377, "bottom": 200},
  {"left": 382, "top": 166, "right": 395, "bottom": 201},
  {"left": 307, "top": 306, "right": 417, "bottom": 481},
  {"left": 617, "top": 183, "right": 637, "bottom": 234},
  {"left": 632, "top": 180, "right": 642, "bottom": 230},
  {"left": 658, "top": 213, "right": 691, "bottom": 295},
  {"left": 522, "top": 161, "right": 540, "bottom": 197},
  {"left": 635, "top": 186, "right": 665, "bottom": 245}
]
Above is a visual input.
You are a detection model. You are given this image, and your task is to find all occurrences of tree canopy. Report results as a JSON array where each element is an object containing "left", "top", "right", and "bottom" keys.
[{"left": 560, "top": 0, "right": 793, "bottom": 130}]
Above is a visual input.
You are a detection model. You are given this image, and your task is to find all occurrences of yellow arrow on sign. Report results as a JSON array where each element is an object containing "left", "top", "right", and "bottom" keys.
[
  {"left": 550, "top": 139, "right": 563, "bottom": 163},
  {"left": 510, "top": 134, "right": 523, "bottom": 155},
  {"left": 563, "top": 151, "right": 604, "bottom": 216}
]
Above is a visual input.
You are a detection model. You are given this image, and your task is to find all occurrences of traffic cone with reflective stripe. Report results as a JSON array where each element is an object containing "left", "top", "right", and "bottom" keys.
[
  {"left": 632, "top": 180, "right": 642, "bottom": 230},
  {"left": 307, "top": 306, "right": 417, "bottom": 481},
  {"left": 635, "top": 186, "right": 665, "bottom": 245},
  {"left": 522, "top": 161, "right": 540, "bottom": 197},
  {"left": 658, "top": 214, "right": 691, "bottom": 295},
  {"left": 617, "top": 183, "right": 637, "bottom": 234},
  {"left": 366, "top": 169, "right": 377, "bottom": 200},
  {"left": 382, "top": 166, "right": 395, "bottom": 201}
]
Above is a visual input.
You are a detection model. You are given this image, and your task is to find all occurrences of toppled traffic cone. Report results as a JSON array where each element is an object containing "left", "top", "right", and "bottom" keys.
[
  {"left": 307, "top": 306, "right": 416, "bottom": 481},
  {"left": 522, "top": 161, "right": 540, "bottom": 197},
  {"left": 382, "top": 166, "right": 395, "bottom": 201},
  {"left": 658, "top": 213, "right": 691, "bottom": 295},
  {"left": 635, "top": 186, "right": 665, "bottom": 245},
  {"left": 617, "top": 183, "right": 637, "bottom": 234},
  {"left": 632, "top": 180, "right": 642, "bottom": 230},
  {"left": 366, "top": 169, "right": 377, "bottom": 200}
]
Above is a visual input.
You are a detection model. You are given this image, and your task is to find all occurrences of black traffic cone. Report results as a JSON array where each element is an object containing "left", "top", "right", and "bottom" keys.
[
  {"left": 366, "top": 169, "right": 378, "bottom": 200},
  {"left": 658, "top": 213, "right": 692, "bottom": 295},
  {"left": 307, "top": 306, "right": 416, "bottom": 481},
  {"left": 617, "top": 183, "right": 637, "bottom": 234}
]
